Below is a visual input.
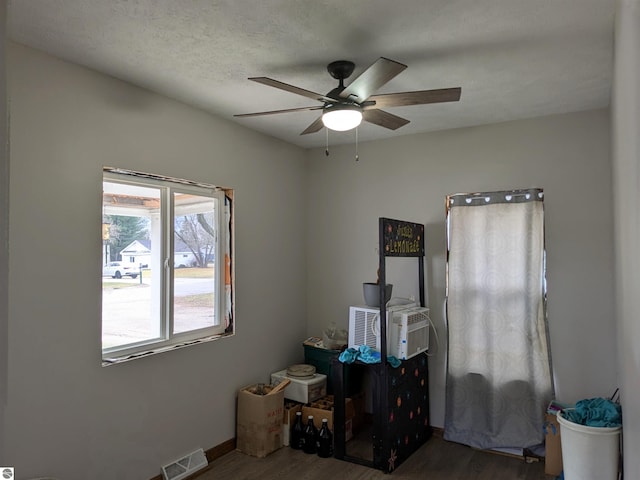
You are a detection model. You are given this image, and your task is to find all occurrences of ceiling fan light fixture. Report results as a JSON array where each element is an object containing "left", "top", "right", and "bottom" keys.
[{"left": 322, "top": 104, "right": 363, "bottom": 131}]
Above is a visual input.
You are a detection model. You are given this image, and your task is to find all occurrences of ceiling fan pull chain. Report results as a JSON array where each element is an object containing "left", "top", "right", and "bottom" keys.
[
  {"left": 355, "top": 127, "right": 359, "bottom": 162},
  {"left": 325, "top": 128, "right": 330, "bottom": 156}
]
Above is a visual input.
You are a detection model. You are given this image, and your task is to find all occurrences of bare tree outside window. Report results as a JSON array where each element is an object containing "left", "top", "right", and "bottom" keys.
[{"left": 174, "top": 213, "right": 215, "bottom": 268}]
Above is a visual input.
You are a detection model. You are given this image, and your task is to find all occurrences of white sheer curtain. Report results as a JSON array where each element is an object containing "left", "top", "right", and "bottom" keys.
[{"left": 444, "top": 189, "right": 553, "bottom": 450}]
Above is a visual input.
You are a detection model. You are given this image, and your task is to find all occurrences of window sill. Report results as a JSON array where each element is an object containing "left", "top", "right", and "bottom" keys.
[{"left": 101, "top": 331, "right": 234, "bottom": 366}]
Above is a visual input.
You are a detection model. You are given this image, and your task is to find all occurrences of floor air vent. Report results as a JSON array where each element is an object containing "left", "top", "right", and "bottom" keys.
[{"left": 161, "top": 448, "right": 208, "bottom": 480}]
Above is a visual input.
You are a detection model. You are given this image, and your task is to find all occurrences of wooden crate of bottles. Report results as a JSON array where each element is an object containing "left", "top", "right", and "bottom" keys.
[{"left": 302, "top": 395, "right": 355, "bottom": 441}]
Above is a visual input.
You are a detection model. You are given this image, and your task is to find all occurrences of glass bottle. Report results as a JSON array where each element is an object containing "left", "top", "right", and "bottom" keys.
[
  {"left": 303, "top": 415, "right": 318, "bottom": 454},
  {"left": 317, "top": 418, "right": 333, "bottom": 458},
  {"left": 290, "top": 411, "right": 304, "bottom": 450}
]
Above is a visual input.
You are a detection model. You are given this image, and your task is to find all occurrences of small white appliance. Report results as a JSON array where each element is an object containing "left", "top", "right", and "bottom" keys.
[{"left": 348, "top": 304, "right": 430, "bottom": 360}]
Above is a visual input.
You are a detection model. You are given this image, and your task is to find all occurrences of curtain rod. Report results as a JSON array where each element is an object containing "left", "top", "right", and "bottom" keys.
[{"left": 447, "top": 188, "right": 544, "bottom": 208}]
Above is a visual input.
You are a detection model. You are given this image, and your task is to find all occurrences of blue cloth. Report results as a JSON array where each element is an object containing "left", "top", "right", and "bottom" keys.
[
  {"left": 563, "top": 397, "right": 622, "bottom": 428},
  {"left": 338, "top": 345, "right": 401, "bottom": 368}
]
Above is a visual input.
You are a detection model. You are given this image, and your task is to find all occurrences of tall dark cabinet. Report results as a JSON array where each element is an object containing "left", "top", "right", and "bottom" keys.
[{"left": 333, "top": 217, "right": 431, "bottom": 473}]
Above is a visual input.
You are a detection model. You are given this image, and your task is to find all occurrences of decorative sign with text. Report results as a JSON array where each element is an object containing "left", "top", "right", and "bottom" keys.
[{"left": 381, "top": 218, "right": 425, "bottom": 257}]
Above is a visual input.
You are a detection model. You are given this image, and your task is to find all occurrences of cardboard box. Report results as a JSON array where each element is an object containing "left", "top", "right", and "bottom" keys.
[
  {"left": 270, "top": 369, "right": 327, "bottom": 404},
  {"left": 302, "top": 395, "right": 355, "bottom": 441},
  {"left": 544, "top": 412, "right": 563, "bottom": 475},
  {"left": 282, "top": 401, "right": 303, "bottom": 446},
  {"left": 236, "top": 384, "right": 284, "bottom": 458}
]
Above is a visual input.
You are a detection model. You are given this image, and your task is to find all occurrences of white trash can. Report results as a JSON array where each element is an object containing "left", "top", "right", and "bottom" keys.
[{"left": 557, "top": 409, "right": 621, "bottom": 480}]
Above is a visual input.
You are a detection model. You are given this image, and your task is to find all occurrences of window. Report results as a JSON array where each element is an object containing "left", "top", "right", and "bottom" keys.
[{"left": 101, "top": 168, "right": 234, "bottom": 364}]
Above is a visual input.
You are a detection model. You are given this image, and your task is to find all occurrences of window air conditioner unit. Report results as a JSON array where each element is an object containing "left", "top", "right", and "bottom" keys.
[{"left": 348, "top": 304, "right": 430, "bottom": 360}]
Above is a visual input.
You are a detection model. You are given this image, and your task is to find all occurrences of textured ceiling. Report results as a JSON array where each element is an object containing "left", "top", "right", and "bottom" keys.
[{"left": 7, "top": 0, "right": 615, "bottom": 149}]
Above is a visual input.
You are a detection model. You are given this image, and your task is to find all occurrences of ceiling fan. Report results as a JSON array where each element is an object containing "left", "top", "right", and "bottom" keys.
[{"left": 234, "top": 57, "right": 461, "bottom": 135}]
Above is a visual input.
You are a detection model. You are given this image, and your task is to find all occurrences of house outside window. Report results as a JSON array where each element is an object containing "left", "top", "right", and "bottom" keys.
[{"left": 101, "top": 168, "right": 234, "bottom": 364}]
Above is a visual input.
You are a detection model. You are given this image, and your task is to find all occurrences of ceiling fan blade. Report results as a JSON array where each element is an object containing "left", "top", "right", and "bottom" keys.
[
  {"left": 249, "top": 77, "right": 338, "bottom": 103},
  {"left": 300, "top": 116, "right": 325, "bottom": 135},
  {"left": 339, "top": 57, "right": 407, "bottom": 103},
  {"left": 234, "top": 105, "right": 323, "bottom": 118},
  {"left": 367, "top": 87, "right": 462, "bottom": 108},
  {"left": 363, "top": 109, "right": 410, "bottom": 131}
]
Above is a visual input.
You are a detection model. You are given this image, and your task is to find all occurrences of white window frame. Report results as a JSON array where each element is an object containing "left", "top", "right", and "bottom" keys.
[{"left": 101, "top": 168, "right": 233, "bottom": 365}]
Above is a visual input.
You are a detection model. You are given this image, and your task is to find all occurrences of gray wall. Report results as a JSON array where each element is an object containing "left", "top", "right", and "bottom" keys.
[
  {"left": 6, "top": 43, "right": 308, "bottom": 479},
  {"left": 306, "top": 109, "right": 616, "bottom": 428},
  {"left": 0, "top": 1, "right": 8, "bottom": 465},
  {"left": 613, "top": 0, "right": 640, "bottom": 477}
]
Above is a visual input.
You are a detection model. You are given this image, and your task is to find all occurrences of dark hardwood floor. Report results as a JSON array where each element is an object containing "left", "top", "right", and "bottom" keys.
[{"left": 197, "top": 435, "right": 555, "bottom": 480}]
